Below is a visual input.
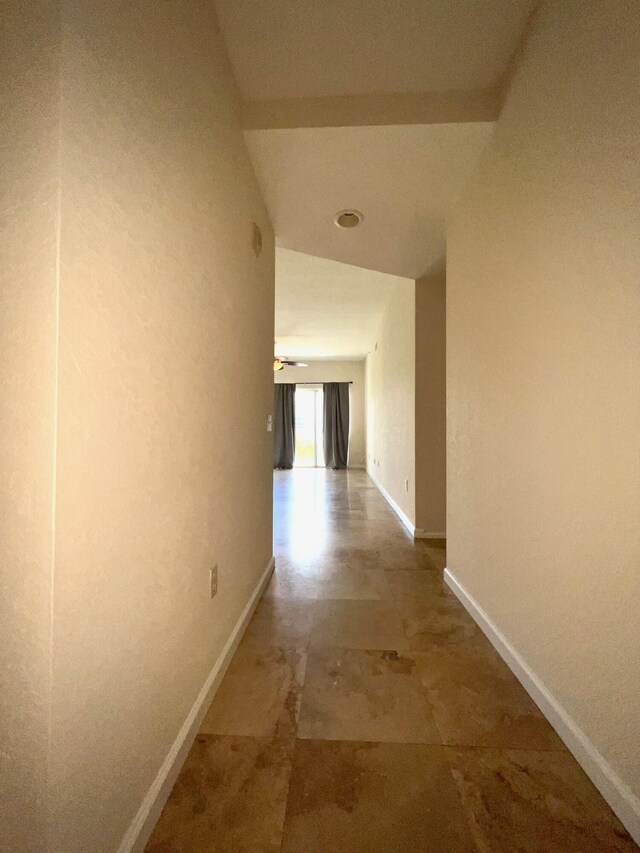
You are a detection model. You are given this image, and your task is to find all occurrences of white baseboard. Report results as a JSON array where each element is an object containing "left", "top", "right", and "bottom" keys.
[
  {"left": 414, "top": 529, "right": 446, "bottom": 540},
  {"left": 118, "top": 556, "right": 276, "bottom": 853},
  {"left": 444, "top": 567, "right": 640, "bottom": 846},
  {"left": 366, "top": 471, "right": 445, "bottom": 541},
  {"left": 367, "top": 469, "right": 415, "bottom": 537}
]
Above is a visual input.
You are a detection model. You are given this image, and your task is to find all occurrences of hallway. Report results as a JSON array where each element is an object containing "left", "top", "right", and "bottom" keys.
[{"left": 146, "top": 470, "right": 634, "bottom": 852}]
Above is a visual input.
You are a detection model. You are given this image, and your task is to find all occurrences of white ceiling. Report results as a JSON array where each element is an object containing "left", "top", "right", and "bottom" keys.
[
  {"left": 215, "top": 0, "right": 532, "bottom": 348},
  {"left": 275, "top": 248, "right": 409, "bottom": 359},
  {"left": 246, "top": 122, "right": 494, "bottom": 279},
  {"left": 215, "top": 0, "right": 535, "bottom": 100}
]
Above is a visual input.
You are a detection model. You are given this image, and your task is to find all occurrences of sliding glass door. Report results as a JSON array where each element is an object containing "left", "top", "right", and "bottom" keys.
[{"left": 294, "top": 386, "right": 325, "bottom": 467}]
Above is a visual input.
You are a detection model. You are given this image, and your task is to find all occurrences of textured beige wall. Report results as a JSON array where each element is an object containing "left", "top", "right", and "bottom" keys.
[
  {"left": 0, "top": 4, "right": 59, "bottom": 851},
  {"left": 415, "top": 276, "right": 446, "bottom": 536},
  {"left": 47, "top": 3, "right": 274, "bottom": 851},
  {"left": 448, "top": 0, "right": 640, "bottom": 812},
  {"left": 366, "top": 282, "right": 415, "bottom": 522},
  {"left": 275, "top": 360, "right": 366, "bottom": 466}
]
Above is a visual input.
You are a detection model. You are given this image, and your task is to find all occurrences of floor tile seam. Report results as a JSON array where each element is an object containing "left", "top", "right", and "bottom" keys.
[
  {"left": 308, "top": 643, "right": 418, "bottom": 654},
  {"left": 194, "top": 732, "right": 297, "bottom": 744},
  {"left": 289, "top": 736, "right": 455, "bottom": 749},
  {"left": 308, "top": 594, "right": 396, "bottom": 602},
  {"left": 199, "top": 728, "right": 301, "bottom": 744},
  {"left": 304, "top": 643, "right": 427, "bottom": 654},
  {"left": 294, "top": 732, "right": 445, "bottom": 745},
  {"left": 440, "top": 742, "right": 572, "bottom": 755}
]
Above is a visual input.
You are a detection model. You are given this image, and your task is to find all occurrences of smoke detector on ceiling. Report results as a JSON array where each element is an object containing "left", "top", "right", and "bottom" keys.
[{"left": 334, "top": 209, "right": 363, "bottom": 229}]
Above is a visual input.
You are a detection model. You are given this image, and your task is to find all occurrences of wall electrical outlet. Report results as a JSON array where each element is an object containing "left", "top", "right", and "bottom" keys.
[
  {"left": 209, "top": 564, "right": 218, "bottom": 599},
  {"left": 404, "top": 478, "right": 409, "bottom": 492}
]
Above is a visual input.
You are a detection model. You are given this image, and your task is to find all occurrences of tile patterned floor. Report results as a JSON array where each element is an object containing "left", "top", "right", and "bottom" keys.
[{"left": 146, "top": 469, "right": 637, "bottom": 852}]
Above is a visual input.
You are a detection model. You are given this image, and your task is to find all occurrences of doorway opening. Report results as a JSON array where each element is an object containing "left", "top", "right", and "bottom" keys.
[{"left": 294, "top": 385, "right": 324, "bottom": 467}]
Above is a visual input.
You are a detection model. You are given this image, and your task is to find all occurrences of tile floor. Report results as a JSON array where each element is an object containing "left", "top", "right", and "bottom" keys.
[{"left": 146, "top": 469, "right": 636, "bottom": 852}]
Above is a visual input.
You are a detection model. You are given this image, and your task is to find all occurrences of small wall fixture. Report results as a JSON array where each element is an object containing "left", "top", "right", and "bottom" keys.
[{"left": 334, "top": 209, "right": 363, "bottom": 229}]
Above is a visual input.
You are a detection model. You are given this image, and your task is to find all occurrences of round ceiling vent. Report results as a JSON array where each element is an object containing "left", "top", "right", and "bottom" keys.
[{"left": 334, "top": 209, "right": 363, "bottom": 229}]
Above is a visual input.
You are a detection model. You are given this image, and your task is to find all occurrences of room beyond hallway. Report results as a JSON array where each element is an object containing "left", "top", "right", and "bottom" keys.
[
  {"left": 292, "top": 385, "right": 324, "bottom": 468},
  {"left": 145, "top": 470, "right": 635, "bottom": 852}
]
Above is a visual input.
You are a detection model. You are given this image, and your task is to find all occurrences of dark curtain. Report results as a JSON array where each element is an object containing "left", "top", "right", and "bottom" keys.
[
  {"left": 323, "top": 382, "right": 350, "bottom": 469},
  {"left": 274, "top": 384, "right": 296, "bottom": 469}
]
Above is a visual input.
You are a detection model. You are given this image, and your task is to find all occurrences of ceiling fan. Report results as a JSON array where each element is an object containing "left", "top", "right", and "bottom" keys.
[{"left": 273, "top": 357, "right": 308, "bottom": 372}]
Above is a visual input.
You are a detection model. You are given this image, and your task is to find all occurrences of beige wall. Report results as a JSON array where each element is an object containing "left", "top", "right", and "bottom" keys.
[
  {"left": 448, "top": 0, "right": 640, "bottom": 826},
  {"left": 1, "top": 2, "right": 275, "bottom": 852},
  {"left": 275, "top": 360, "right": 366, "bottom": 466},
  {"left": 366, "top": 277, "right": 446, "bottom": 535},
  {"left": 366, "top": 281, "right": 415, "bottom": 523},
  {"left": 0, "top": 4, "right": 60, "bottom": 851},
  {"left": 415, "top": 276, "right": 446, "bottom": 536}
]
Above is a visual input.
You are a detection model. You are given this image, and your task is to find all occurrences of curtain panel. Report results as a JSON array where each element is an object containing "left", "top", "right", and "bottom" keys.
[
  {"left": 273, "top": 383, "right": 296, "bottom": 468},
  {"left": 323, "top": 382, "right": 350, "bottom": 469}
]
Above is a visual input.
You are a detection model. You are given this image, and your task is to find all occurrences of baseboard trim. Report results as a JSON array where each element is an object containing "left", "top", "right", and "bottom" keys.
[
  {"left": 118, "top": 556, "right": 276, "bottom": 853},
  {"left": 414, "top": 529, "right": 446, "bottom": 540},
  {"left": 444, "top": 567, "right": 640, "bottom": 845},
  {"left": 367, "top": 469, "right": 415, "bottom": 537}
]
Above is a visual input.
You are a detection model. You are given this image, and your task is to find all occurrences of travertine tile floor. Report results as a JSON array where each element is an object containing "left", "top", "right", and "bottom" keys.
[{"left": 146, "top": 469, "right": 636, "bottom": 852}]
